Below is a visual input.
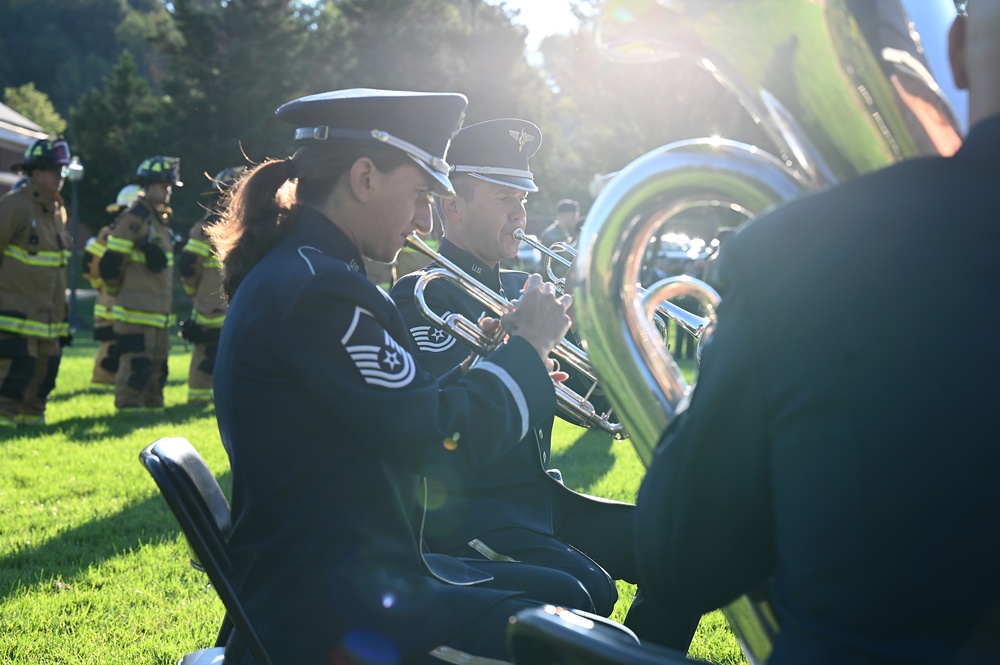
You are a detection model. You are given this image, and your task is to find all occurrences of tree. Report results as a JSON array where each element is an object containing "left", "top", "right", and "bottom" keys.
[
  {"left": 2, "top": 83, "right": 66, "bottom": 135},
  {"left": 309, "top": 0, "right": 558, "bottom": 206},
  {"left": 70, "top": 51, "right": 166, "bottom": 235},
  {"left": 0, "top": 0, "right": 170, "bottom": 117},
  {"left": 535, "top": 24, "right": 772, "bottom": 218},
  {"left": 148, "top": 0, "right": 318, "bottom": 226}
]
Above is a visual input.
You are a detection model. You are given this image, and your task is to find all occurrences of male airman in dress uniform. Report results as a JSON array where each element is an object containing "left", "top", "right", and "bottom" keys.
[
  {"left": 98, "top": 156, "right": 181, "bottom": 410},
  {"left": 391, "top": 119, "right": 695, "bottom": 647},
  {"left": 0, "top": 137, "right": 73, "bottom": 428},
  {"left": 83, "top": 184, "right": 141, "bottom": 390},
  {"left": 177, "top": 167, "right": 242, "bottom": 403},
  {"left": 539, "top": 198, "right": 581, "bottom": 248}
]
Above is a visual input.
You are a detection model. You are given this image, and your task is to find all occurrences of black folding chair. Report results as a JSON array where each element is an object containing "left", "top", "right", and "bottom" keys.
[
  {"left": 507, "top": 605, "right": 705, "bottom": 665},
  {"left": 140, "top": 436, "right": 273, "bottom": 665}
]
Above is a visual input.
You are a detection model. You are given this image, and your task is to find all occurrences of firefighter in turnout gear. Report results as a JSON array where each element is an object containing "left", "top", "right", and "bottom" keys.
[
  {"left": 0, "top": 137, "right": 73, "bottom": 428},
  {"left": 98, "top": 156, "right": 181, "bottom": 410},
  {"left": 83, "top": 184, "right": 141, "bottom": 390},
  {"left": 177, "top": 167, "right": 242, "bottom": 403}
]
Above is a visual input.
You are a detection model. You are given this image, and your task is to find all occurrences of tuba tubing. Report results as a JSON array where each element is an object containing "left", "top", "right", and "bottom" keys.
[{"left": 514, "top": 228, "right": 717, "bottom": 344}]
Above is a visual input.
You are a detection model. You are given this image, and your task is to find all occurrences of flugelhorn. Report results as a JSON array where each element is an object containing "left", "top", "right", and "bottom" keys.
[
  {"left": 514, "top": 228, "right": 718, "bottom": 347},
  {"left": 404, "top": 234, "right": 624, "bottom": 438}
]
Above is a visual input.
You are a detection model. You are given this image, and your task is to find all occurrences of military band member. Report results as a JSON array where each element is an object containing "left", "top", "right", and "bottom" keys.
[
  {"left": 209, "top": 89, "right": 604, "bottom": 664},
  {"left": 177, "top": 167, "right": 242, "bottom": 403},
  {"left": 83, "top": 184, "right": 141, "bottom": 391},
  {"left": 0, "top": 137, "right": 72, "bottom": 427},
  {"left": 99, "top": 156, "right": 181, "bottom": 411},
  {"left": 539, "top": 197, "right": 581, "bottom": 248},
  {"left": 633, "top": 3, "right": 1000, "bottom": 664},
  {"left": 391, "top": 119, "right": 697, "bottom": 648}
]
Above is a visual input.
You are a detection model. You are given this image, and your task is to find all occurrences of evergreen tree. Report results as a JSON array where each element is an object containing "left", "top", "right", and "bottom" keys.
[
  {"left": 150, "top": 0, "right": 317, "bottom": 226},
  {"left": 70, "top": 51, "right": 165, "bottom": 235},
  {"left": 3, "top": 83, "right": 67, "bottom": 135},
  {"left": 0, "top": 0, "right": 169, "bottom": 116}
]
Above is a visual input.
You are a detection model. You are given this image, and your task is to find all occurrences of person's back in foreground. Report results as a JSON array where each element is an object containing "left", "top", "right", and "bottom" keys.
[{"left": 634, "top": 4, "right": 1000, "bottom": 664}]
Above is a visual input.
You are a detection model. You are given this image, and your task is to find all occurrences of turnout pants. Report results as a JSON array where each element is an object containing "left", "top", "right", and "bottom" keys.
[
  {"left": 113, "top": 322, "right": 170, "bottom": 409},
  {"left": 91, "top": 322, "right": 118, "bottom": 387},
  {"left": 0, "top": 333, "right": 61, "bottom": 424},
  {"left": 187, "top": 342, "right": 217, "bottom": 402}
]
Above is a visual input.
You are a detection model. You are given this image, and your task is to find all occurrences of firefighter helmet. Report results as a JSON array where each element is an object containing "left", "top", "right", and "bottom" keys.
[
  {"left": 11, "top": 137, "right": 72, "bottom": 174},
  {"left": 211, "top": 165, "right": 246, "bottom": 192},
  {"left": 106, "top": 184, "right": 142, "bottom": 214},
  {"left": 135, "top": 156, "right": 183, "bottom": 187}
]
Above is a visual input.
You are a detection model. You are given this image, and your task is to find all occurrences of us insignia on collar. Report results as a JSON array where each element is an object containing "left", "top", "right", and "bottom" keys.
[{"left": 509, "top": 128, "right": 536, "bottom": 152}]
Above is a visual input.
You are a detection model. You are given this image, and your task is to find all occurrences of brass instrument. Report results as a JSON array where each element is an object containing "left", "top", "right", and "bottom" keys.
[
  {"left": 574, "top": 1, "right": 967, "bottom": 663},
  {"left": 514, "top": 228, "right": 719, "bottom": 350},
  {"left": 403, "top": 234, "right": 624, "bottom": 438}
]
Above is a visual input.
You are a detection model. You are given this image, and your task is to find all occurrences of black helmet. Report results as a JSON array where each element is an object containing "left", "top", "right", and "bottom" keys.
[
  {"left": 135, "top": 156, "right": 183, "bottom": 187},
  {"left": 12, "top": 137, "right": 72, "bottom": 174},
  {"left": 211, "top": 166, "right": 246, "bottom": 192}
]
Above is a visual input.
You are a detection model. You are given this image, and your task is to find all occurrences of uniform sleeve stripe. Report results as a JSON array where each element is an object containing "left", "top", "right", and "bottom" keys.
[
  {"left": 472, "top": 361, "right": 529, "bottom": 441},
  {"left": 341, "top": 306, "right": 376, "bottom": 345}
]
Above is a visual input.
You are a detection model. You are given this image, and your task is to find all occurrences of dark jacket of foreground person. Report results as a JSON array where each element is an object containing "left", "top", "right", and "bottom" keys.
[{"left": 634, "top": 115, "right": 1000, "bottom": 665}]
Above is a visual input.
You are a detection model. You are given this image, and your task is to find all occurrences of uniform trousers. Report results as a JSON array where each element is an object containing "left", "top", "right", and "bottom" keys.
[
  {"left": 0, "top": 333, "right": 61, "bottom": 424},
  {"left": 409, "top": 560, "right": 634, "bottom": 665},
  {"left": 113, "top": 322, "right": 170, "bottom": 409},
  {"left": 448, "top": 489, "right": 701, "bottom": 650}
]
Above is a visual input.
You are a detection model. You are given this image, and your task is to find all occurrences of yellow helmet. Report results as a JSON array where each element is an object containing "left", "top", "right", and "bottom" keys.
[{"left": 106, "top": 184, "right": 142, "bottom": 214}]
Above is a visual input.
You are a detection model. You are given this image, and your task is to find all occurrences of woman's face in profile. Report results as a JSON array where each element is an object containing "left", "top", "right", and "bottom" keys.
[{"left": 363, "top": 162, "right": 435, "bottom": 263}]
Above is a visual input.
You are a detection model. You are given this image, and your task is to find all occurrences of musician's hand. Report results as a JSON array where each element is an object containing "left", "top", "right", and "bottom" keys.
[
  {"left": 546, "top": 357, "right": 569, "bottom": 383},
  {"left": 459, "top": 317, "right": 503, "bottom": 373},
  {"left": 502, "top": 274, "right": 572, "bottom": 362}
]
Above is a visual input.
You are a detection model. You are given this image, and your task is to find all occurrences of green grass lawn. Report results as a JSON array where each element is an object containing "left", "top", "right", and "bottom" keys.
[{"left": 0, "top": 337, "right": 746, "bottom": 664}]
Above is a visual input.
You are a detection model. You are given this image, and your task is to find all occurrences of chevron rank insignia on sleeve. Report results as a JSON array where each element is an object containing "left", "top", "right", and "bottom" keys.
[
  {"left": 341, "top": 306, "right": 416, "bottom": 388},
  {"left": 409, "top": 316, "right": 458, "bottom": 353}
]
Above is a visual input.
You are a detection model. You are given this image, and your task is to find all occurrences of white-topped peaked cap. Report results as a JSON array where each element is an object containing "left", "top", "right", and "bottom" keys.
[
  {"left": 276, "top": 88, "right": 469, "bottom": 196},
  {"left": 446, "top": 118, "right": 542, "bottom": 192}
]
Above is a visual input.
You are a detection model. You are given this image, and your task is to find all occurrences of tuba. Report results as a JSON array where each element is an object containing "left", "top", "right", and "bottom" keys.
[{"left": 574, "top": 1, "right": 966, "bottom": 663}]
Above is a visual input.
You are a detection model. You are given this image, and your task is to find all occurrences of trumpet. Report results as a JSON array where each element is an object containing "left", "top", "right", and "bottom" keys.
[
  {"left": 514, "top": 228, "right": 718, "bottom": 347},
  {"left": 404, "top": 233, "right": 624, "bottom": 438}
]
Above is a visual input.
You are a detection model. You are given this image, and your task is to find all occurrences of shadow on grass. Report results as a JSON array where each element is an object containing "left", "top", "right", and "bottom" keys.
[
  {"left": 8, "top": 401, "right": 216, "bottom": 445},
  {"left": 550, "top": 428, "right": 619, "bottom": 492},
  {"left": 0, "top": 468, "right": 233, "bottom": 604}
]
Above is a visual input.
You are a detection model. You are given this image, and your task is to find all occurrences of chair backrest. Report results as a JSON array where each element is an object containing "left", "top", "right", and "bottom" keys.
[
  {"left": 140, "top": 436, "right": 273, "bottom": 665},
  {"left": 507, "top": 606, "right": 704, "bottom": 665}
]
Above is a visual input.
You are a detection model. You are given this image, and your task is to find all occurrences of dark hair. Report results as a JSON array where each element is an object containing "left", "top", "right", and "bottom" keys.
[{"left": 209, "top": 143, "right": 411, "bottom": 298}]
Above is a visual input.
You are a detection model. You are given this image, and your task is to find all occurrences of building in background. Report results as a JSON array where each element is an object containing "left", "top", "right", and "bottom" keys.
[{"left": 0, "top": 102, "right": 48, "bottom": 194}]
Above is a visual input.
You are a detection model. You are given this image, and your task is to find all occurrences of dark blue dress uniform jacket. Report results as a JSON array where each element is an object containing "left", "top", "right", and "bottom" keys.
[
  {"left": 391, "top": 239, "right": 623, "bottom": 554},
  {"left": 214, "top": 206, "right": 557, "bottom": 663},
  {"left": 634, "top": 116, "right": 1000, "bottom": 665}
]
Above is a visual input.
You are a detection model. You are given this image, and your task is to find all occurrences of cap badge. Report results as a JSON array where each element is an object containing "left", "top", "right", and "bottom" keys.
[{"left": 509, "top": 128, "right": 536, "bottom": 152}]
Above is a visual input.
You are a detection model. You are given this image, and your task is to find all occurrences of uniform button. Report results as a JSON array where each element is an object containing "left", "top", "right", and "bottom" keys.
[
  {"left": 542, "top": 452, "right": 547, "bottom": 464},
  {"left": 536, "top": 428, "right": 544, "bottom": 439}
]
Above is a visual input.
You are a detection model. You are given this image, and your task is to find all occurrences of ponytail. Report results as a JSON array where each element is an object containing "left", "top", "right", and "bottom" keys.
[
  {"left": 209, "top": 144, "right": 413, "bottom": 299},
  {"left": 209, "top": 159, "right": 297, "bottom": 299}
]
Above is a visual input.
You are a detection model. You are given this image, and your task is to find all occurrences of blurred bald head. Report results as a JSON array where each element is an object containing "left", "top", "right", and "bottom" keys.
[{"left": 949, "top": 1, "right": 1000, "bottom": 126}]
